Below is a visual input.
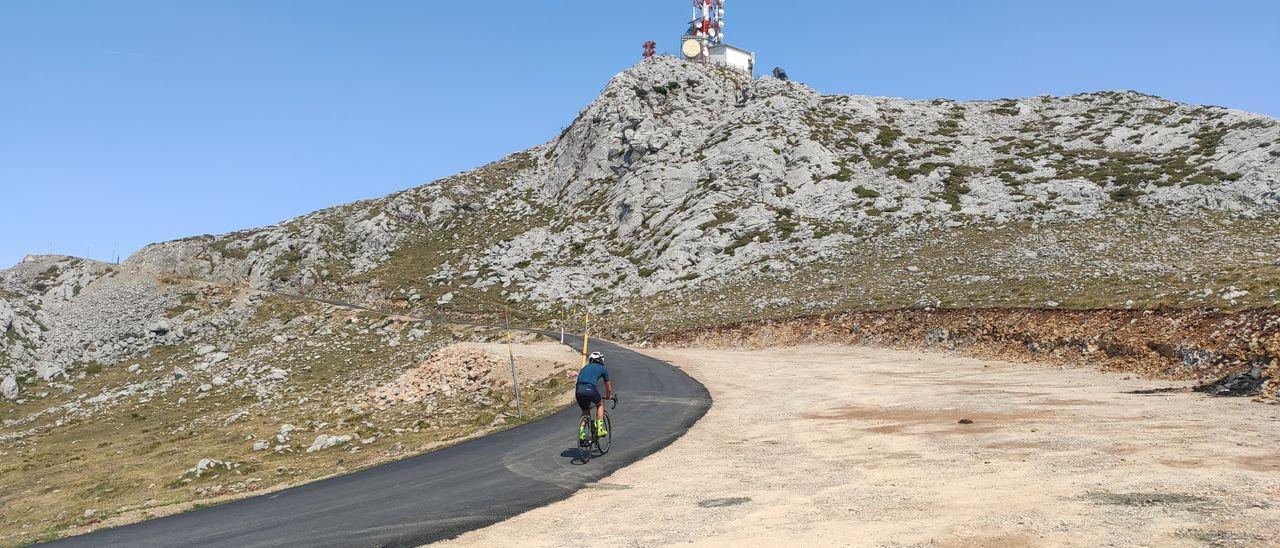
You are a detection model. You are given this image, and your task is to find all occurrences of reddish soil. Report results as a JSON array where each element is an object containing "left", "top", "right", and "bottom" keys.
[{"left": 648, "top": 308, "right": 1280, "bottom": 401}]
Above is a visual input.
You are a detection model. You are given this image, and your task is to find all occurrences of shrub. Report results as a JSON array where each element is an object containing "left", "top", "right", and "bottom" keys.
[
  {"left": 939, "top": 165, "right": 977, "bottom": 211},
  {"left": 219, "top": 246, "right": 250, "bottom": 260},
  {"left": 775, "top": 215, "right": 799, "bottom": 239},
  {"left": 698, "top": 209, "right": 739, "bottom": 231},
  {"left": 724, "top": 230, "right": 769, "bottom": 255},
  {"left": 936, "top": 119, "right": 961, "bottom": 137},
  {"left": 875, "top": 126, "right": 903, "bottom": 147},
  {"left": 1193, "top": 127, "right": 1229, "bottom": 155},
  {"left": 831, "top": 159, "right": 855, "bottom": 182},
  {"left": 854, "top": 186, "right": 881, "bottom": 199},
  {"left": 1109, "top": 187, "right": 1145, "bottom": 202}
]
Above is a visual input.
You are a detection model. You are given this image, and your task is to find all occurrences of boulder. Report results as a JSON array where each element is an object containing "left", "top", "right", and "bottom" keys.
[
  {"left": 1195, "top": 365, "right": 1267, "bottom": 397},
  {"left": 148, "top": 320, "right": 172, "bottom": 336},
  {"left": 0, "top": 301, "right": 13, "bottom": 333},
  {"left": 305, "top": 434, "right": 353, "bottom": 453},
  {"left": 1, "top": 376, "right": 17, "bottom": 400},
  {"left": 190, "top": 457, "right": 236, "bottom": 477},
  {"left": 925, "top": 328, "right": 955, "bottom": 345},
  {"left": 35, "top": 361, "right": 66, "bottom": 381}
]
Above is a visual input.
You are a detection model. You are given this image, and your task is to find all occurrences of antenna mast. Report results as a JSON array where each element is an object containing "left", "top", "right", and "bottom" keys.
[{"left": 691, "top": 0, "right": 725, "bottom": 47}]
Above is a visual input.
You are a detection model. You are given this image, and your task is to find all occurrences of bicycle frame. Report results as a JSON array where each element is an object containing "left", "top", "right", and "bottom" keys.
[{"left": 577, "top": 395, "right": 618, "bottom": 462}]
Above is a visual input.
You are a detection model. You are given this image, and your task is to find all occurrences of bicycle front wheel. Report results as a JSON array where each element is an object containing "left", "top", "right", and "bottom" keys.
[{"left": 596, "top": 412, "right": 612, "bottom": 455}]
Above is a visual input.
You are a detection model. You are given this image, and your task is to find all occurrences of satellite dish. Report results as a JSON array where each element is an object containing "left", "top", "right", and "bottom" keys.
[{"left": 682, "top": 39, "right": 702, "bottom": 58}]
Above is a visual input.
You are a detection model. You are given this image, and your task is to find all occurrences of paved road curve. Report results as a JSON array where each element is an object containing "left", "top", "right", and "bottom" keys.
[{"left": 47, "top": 335, "right": 710, "bottom": 547}]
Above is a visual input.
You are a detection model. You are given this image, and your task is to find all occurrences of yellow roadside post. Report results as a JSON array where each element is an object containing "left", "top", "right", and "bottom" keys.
[{"left": 581, "top": 310, "right": 590, "bottom": 366}]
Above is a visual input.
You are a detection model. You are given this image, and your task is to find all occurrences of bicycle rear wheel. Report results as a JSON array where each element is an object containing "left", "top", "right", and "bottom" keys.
[
  {"left": 596, "top": 412, "right": 612, "bottom": 455},
  {"left": 577, "top": 416, "right": 592, "bottom": 463}
]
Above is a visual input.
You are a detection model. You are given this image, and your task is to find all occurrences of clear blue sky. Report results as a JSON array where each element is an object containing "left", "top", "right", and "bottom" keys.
[{"left": 2, "top": 1, "right": 1277, "bottom": 268}]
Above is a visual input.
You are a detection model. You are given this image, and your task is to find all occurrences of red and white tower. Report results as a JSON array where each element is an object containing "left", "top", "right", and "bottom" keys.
[
  {"left": 690, "top": 0, "right": 726, "bottom": 48},
  {"left": 679, "top": 0, "right": 754, "bottom": 75}
]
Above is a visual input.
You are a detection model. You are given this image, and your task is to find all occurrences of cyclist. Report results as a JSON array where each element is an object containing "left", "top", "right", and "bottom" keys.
[{"left": 576, "top": 351, "right": 613, "bottom": 440}]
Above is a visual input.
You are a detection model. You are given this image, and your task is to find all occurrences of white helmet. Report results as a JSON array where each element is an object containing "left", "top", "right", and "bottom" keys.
[{"left": 588, "top": 351, "right": 604, "bottom": 364}]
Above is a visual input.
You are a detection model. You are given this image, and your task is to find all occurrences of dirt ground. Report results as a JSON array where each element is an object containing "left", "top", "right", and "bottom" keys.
[
  {"left": 461, "top": 341, "right": 580, "bottom": 381},
  {"left": 443, "top": 345, "right": 1280, "bottom": 547}
]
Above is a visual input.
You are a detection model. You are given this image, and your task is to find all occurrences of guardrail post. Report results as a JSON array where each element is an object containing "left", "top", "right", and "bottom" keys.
[{"left": 504, "top": 307, "right": 522, "bottom": 418}]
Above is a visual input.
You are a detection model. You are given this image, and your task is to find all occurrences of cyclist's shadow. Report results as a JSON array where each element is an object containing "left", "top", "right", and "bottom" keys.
[{"left": 560, "top": 448, "right": 590, "bottom": 465}]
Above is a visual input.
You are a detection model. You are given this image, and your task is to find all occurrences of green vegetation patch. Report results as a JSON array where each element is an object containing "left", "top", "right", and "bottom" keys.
[{"left": 854, "top": 186, "right": 881, "bottom": 199}]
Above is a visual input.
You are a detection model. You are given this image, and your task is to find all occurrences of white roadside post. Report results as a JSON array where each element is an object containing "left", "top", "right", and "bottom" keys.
[{"left": 505, "top": 307, "right": 523, "bottom": 418}]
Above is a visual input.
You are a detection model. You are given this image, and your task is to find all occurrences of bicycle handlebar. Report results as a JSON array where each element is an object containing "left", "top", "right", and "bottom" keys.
[{"left": 609, "top": 394, "right": 618, "bottom": 409}]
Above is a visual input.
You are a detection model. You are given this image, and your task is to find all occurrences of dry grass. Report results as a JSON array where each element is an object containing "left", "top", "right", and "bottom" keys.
[
  {"left": 0, "top": 295, "right": 574, "bottom": 547},
  {"left": 605, "top": 214, "right": 1280, "bottom": 336}
]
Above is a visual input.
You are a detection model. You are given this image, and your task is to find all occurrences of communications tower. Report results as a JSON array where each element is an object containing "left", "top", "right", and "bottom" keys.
[{"left": 679, "top": 0, "right": 755, "bottom": 75}]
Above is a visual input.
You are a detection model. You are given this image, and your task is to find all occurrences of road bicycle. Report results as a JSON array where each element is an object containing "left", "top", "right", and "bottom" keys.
[{"left": 576, "top": 394, "right": 617, "bottom": 463}]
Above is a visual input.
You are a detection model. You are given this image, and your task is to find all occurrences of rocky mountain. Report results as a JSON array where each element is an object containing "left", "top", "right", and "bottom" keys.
[
  {"left": 7, "top": 55, "right": 1279, "bottom": 545},
  {"left": 4, "top": 55, "right": 1280, "bottom": 387}
]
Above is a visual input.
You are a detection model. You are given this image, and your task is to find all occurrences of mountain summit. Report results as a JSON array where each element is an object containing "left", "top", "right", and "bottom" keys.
[{"left": 4, "top": 56, "right": 1280, "bottom": 377}]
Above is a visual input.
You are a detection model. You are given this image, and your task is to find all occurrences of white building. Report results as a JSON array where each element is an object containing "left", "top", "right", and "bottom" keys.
[
  {"left": 680, "top": 36, "right": 756, "bottom": 76},
  {"left": 708, "top": 43, "right": 755, "bottom": 75}
]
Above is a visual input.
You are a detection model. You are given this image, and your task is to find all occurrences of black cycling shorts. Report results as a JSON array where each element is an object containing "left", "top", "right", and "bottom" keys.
[{"left": 575, "top": 382, "right": 602, "bottom": 411}]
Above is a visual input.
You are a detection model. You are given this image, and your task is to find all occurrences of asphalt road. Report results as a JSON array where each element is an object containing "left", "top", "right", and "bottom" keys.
[{"left": 46, "top": 335, "right": 711, "bottom": 548}]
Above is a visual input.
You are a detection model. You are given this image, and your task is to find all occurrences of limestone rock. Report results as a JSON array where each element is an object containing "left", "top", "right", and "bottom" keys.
[
  {"left": 305, "top": 434, "right": 353, "bottom": 453},
  {"left": 1, "top": 375, "right": 17, "bottom": 400}
]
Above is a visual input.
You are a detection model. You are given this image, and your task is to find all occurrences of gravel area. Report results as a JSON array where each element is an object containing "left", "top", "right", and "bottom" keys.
[{"left": 444, "top": 345, "right": 1280, "bottom": 547}]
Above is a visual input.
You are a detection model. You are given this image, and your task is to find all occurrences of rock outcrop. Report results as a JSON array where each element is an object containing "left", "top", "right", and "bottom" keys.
[
  {"left": 0, "top": 375, "right": 16, "bottom": 400},
  {"left": 109, "top": 57, "right": 1280, "bottom": 310}
]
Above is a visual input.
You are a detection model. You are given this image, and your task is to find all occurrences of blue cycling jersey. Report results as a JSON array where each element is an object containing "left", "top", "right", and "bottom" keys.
[{"left": 576, "top": 362, "right": 609, "bottom": 385}]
